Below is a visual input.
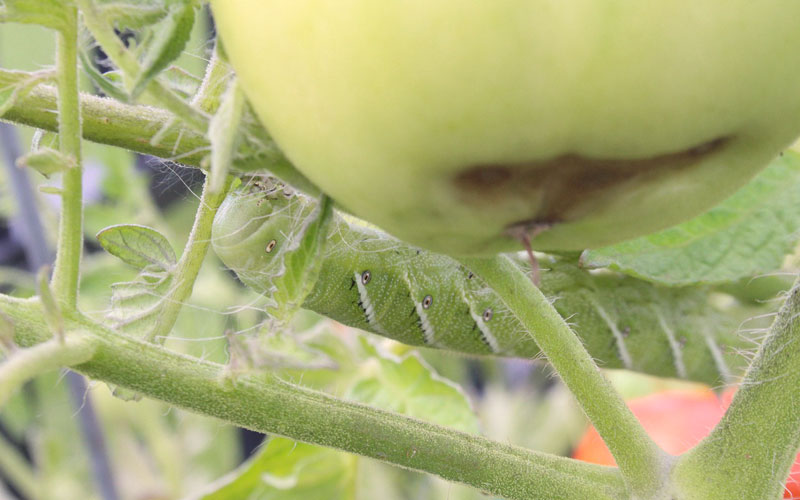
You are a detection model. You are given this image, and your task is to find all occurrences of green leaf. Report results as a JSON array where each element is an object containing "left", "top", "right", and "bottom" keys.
[
  {"left": 16, "top": 147, "right": 75, "bottom": 178},
  {"left": 192, "top": 437, "right": 356, "bottom": 500},
  {"left": 106, "top": 266, "right": 174, "bottom": 338},
  {"left": 268, "top": 196, "right": 334, "bottom": 321},
  {"left": 96, "top": 224, "right": 177, "bottom": 272},
  {"left": 581, "top": 152, "right": 800, "bottom": 286},
  {"left": 95, "top": 1, "right": 169, "bottom": 30},
  {"left": 130, "top": 1, "right": 196, "bottom": 99},
  {"left": 79, "top": 49, "right": 130, "bottom": 103},
  {"left": 347, "top": 339, "right": 480, "bottom": 435},
  {"left": 225, "top": 326, "right": 338, "bottom": 373},
  {"left": 161, "top": 65, "right": 202, "bottom": 99}
]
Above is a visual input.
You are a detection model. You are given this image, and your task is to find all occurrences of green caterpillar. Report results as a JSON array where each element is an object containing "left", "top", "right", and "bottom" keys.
[{"left": 211, "top": 182, "right": 748, "bottom": 386}]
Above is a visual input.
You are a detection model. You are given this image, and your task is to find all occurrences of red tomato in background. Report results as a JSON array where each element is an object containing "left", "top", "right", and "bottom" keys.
[{"left": 572, "top": 389, "right": 800, "bottom": 498}]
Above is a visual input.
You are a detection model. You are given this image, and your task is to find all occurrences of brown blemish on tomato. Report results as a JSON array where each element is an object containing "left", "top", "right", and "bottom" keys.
[{"left": 453, "top": 136, "right": 731, "bottom": 229}]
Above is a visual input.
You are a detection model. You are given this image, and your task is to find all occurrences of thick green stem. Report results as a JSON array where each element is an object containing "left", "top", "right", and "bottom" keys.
[
  {"left": 50, "top": 12, "right": 83, "bottom": 309},
  {"left": 0, "top": 68, "right": 318, "bottom": 194},
  {"left": 0, "top": 68, "right": 208, "bottom": 163},
  {"left": 0, "top": 431, "right": 41, "bottom": 500},
  {"left": 0, "top": 336, "right": 97, "bottom": 408},
  {"left": 460, "top": 256, "right": 670, "bottom": 497},
  {"left": 673, "top": 278, "right": 800, "bottom": 499},
  {"left": 147, "top": 176, "right": 230, "bottom": 343},
  {"left": 1, "top": 295, "right": 627, "bottom": 500}
]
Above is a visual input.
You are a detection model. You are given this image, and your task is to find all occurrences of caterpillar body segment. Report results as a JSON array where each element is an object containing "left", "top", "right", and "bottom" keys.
[
  {"left": 212, "top": 184, "right": 746, "bottom": 386},
  {"left": 306, "top": 225, "right": 530, "bottom": 357}
]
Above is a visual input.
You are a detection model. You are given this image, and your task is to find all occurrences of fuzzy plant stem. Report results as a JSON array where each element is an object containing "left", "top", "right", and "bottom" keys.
[
  {"left": 50, "top": 12, "right": 83, "bottom": 309},
  {"left": 460, "top": 255, "right": 671, "bottom": 497},
  {"left": 137, "top": 39, "right": 234, "bottom": 344},
  {"left": 0, "top": 68, "right": 317, "bottom": 195},
  {"left": 3, "top": 21, "right": 118, "bottom": 499},
  {"left": 191, "top": 42, "right": 233, "bottom": 115},
  {"left": 673, "top": 277, "right": 800, "bottom": 499},
  {"left": 147, "top": 176, "right": 230, "bottom": 343},
  {"left": 1, "top": 121, "right": 121, "bottom": 500},
  {"left": 0, "top": 336, "right": 97, "bottom": 408},
  {"left": 49, "top": 24, "right": 123, "bottom": 497},
  {"left": 1, "top": 295, "right": 628, "bottom": 500}
]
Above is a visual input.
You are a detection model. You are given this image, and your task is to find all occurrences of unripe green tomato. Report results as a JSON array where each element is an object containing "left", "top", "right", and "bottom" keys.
[{"left": 211, "top": 1, "right": 800, "bottom": 255}]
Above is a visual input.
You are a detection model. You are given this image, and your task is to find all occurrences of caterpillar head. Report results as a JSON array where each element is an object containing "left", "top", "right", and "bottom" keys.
[{"left": 212, "top": 179, "right": 314, "bottom": 293}]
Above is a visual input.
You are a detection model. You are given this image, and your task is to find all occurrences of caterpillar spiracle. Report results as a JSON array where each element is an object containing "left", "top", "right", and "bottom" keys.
[{"left": 211, "top": 181, "right": 747, "bottom": 386}]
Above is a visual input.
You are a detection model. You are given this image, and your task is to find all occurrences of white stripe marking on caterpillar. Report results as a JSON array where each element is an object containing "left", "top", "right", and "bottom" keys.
[
  {"left": 590, "top": 297, "right": 633, "bottom": 370},
  {"left": 702, "top": 327, "right": 732, "bottom": 384},
  {"left": 354, "top": 271, "right": 380, "bottom": 330},
  {"left": 656, "top": 310, "right": 688, "bottom": 379},
  {"left": 413, "top": 299, "right": 436, "bottom": 346},
  {"left": 462, "top": 291, "right": 500, "bottom": 353},
  {"left": 401, "top": 273, "right": 436, "bottom": 346}
]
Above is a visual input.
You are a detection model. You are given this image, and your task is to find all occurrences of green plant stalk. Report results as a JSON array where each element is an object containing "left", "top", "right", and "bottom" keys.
[
  {"left": 207, "top": 80, "right": 243, "bottom": 194},
  {"left": 0, "top": 336, "right": 96, "bottom": 408},
  {"left": 460, "top": 256, "right": 670, "bottom": 497},
  {"left": 0, "top": 430, "right": 41, "bottom": 500},
  {"left": 0, "top": 68, "right": 209, "bottom": 163},
  {"left": 147, "top": 176, "right": 230, "bottom": 343},
  {"left": 673, "top": 277, "right": 800, "bottom": 499},
  {"left": 1, "top": 295, "right": 627, "bottom": 500},
  {"left": 191, "top": 42, "right": 233, "bottom": 115},
  {"left": 50, "top": 11, "right": 83, "bottom": 309},
  {"left": 76, "top": 0, "right": 208, "bottom": 133},
  {"left": 0, "top": 68, "right": 318, "bottom": 194}
]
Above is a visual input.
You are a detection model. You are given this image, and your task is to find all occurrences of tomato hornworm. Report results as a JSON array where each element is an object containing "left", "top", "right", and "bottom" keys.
[{"left": 212, "top": 182, "right": 748, "bottom": 386}]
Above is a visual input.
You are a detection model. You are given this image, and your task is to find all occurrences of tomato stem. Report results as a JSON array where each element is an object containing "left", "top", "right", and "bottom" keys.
[
  {"left": 145, "top": 175, "right": 230, "bottom": 344},
  {"left": 50, "top": 9, "right": 83, "bottom": 309},
  {"left": 0, "top": 67, "right": 319, "bottom": 195},
  {"left": 673, "top": 277, "right": 800, "bottom": 499},
  {"left": 460, "top": 255, "right": 672, "bottom": 497},
  {"left": 0, "top": 336, "right": 96, "bottom": 408},
  {"left": 0, "top": 294, "right": 628, "bottom": 500}
]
